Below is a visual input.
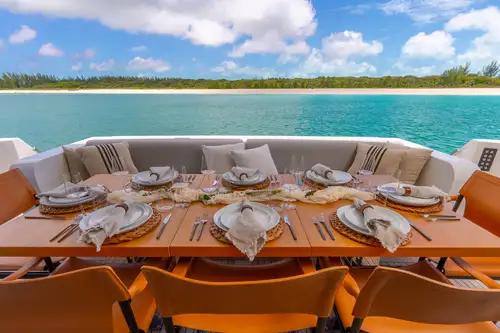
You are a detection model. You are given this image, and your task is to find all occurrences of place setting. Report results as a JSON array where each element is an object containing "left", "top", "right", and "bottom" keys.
[
  {"left": 220, "top": 166, "right": 271, "bottom": 191},
  {"left": 304, "top": 163, "right": 354, "bottom": 188},
  {"left": 37, "top": 173, "right": 108, "bottom": 215},
  {"left": 376, "top": 182, "right": 448, "bottom": 214},
  {"left": 328, "top": 198, "right": 414, "bottom": 252},
  {"left": 207, "top": 199, "right": 285, "bottom": 261},
  {"left": 131, "top": 165, "right": 181, "bottom": 191},
  {"left": 49, "top": 201, "right": 163, "bottom": 249}
]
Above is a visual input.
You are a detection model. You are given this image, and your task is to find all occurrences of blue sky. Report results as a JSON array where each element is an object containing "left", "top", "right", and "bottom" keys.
[{"left": 0, "top": 0, "right": 499, "bottom": 79}]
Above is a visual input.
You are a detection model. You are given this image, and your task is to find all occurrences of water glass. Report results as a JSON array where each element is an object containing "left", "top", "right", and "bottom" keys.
[
  {"left": 283, "top": 166, "right": 297, "bottom": 210},
  {"left": 357, "top": 169, "right": 374, "bottom": 192},
  {"left": 71, "top": 172, "right": 87, "bottom": 216},
  {"left": 394, "top": 168, "right": 402, "bottom": 188},
  {"left": 111, "top": 157, "right": 129, "bottom": 190}
]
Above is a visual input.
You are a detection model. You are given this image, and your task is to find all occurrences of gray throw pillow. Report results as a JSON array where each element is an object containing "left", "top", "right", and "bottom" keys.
[
  {"left": 62, "top": 146, "right": 90, "bottom": 181},
  {"left": 202, "top": 142, "right": 245, "bottom": 173},
  {"left": 231, "top": 144, "right": 278, "bottom": 175}
]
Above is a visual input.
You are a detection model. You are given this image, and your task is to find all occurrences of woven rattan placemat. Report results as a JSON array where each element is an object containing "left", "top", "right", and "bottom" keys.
[
  {"left": 375, "top": 194, "right": 443, "bottom": 214},
  {"left": 39, "top": 196, "right": 107, "bottom": 215},
  {"left": 103, "top": 208, "right": 161, "bottom": 245},
  {"left": 209, "top": 219, "right": 284, "bottom": 244},
  {"left": 222, "top": 177, "right": 271, "bottom": 192},
  {"left": 329, "top": 212, "right": 412, "bottom": 247}
]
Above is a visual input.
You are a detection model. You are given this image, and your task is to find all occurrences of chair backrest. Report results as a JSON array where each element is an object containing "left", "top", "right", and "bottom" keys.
[
  {"left": 0, "top": 168, "right": 37, "bottom": 225},
  {"left": 0, "top": 266, "right": 130, "bottom": 333},
  {"left": 457, "top": 170, "right": 500, "bottom": 237},
  {"left": 352, "top": 266, "right": 500, "bottom": 325},
  {"left": 142, "top": 265, "right": 348, "bottom": 318}
]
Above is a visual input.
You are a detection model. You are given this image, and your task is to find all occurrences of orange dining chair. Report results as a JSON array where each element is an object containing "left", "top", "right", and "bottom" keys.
[
  {"left": 444, "top": 170, "right": 500, "bottom": 277},
  {"left": 0, "top": 169, "right": 49, "bottom": 274},
  {"left": 0, "top": 257, "right": 170, "bottom": 333},
  {"left": 321, "top": 257, "right": 500, "bottom": 333},
  {"left": 142, "top": 257, "right": 349, "bottom": 333}
]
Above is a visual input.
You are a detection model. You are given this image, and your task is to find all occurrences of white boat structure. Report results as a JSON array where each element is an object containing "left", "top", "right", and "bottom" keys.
[{"left": 4, "top": 135, "right": 484, "bottom": 195}]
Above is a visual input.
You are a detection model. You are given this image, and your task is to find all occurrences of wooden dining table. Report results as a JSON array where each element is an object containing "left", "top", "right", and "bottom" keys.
[{"left": 0, "top": 173, "right": 500, "bottom": 260}]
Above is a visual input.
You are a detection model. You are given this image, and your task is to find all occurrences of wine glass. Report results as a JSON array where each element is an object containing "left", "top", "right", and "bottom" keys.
[
  {"left": 71, "top": 172, "right": 88, "bottom": 216},
  {"left": 394, "top": 168, "right": 402, "bottom": 188},
  {"left": 282, "top": 166, "right": 297, "bottom": 210},
  {"left": 201, "top": 154, "right": 216, "bottom": 192},
  {"left": 110, "top": 157, "right": 129, "bottom": 190}
]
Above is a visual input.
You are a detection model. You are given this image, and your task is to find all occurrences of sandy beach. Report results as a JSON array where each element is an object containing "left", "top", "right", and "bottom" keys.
[{"left": 1, "top": 88, "right": 500, "bottom": 95}]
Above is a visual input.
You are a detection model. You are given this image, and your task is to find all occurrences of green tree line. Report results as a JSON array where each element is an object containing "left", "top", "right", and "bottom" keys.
[{"left": 2, "top": 61, "right": 500, "bottom": 89}]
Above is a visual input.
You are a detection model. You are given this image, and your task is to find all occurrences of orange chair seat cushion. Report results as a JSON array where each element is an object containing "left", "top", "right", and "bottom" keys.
[
  {"left": 444, "top": 257, "right": 500, "bottom": 277},
  {"left": 173, "top": 313, "right": 318, "bottom": 333},
  {"left": 334, "top": 262, "right": 499, "bottom": 333}
]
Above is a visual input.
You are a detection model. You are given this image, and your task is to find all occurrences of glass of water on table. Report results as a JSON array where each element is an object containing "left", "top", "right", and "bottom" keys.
[{"left": 201, "top": 155, "right": 216, "bottom": 192}]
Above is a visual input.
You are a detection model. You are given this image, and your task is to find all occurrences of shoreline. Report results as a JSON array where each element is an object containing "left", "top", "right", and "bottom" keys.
[{"left": 1, "top": 88, "right": 500, "bottom": 95}]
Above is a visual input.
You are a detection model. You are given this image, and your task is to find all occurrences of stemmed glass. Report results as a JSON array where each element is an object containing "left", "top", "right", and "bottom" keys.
[
  {"left": 201, "top": 155, "right": 216, "bottom": 192},
  {"left": 110, "top": 157, "right": 130, "bottom": 191},
  {"left": 172, "top": 166, "right": 190, "bottom": 208},
  {"left": 282, "top": 166, "right": 297, "bottom": 210},
  {"left": 71, "top": 172, "right": 88, "bottom": 216}
]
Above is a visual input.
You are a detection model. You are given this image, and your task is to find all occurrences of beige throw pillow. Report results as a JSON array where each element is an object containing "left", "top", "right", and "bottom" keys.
[
  {"left": 384, "top": 143, "right": 433, "bottom": 184},
  {"left": 202, "top": 142, "right": 245, "bottom": 173},
  {"left": 62, "top": 146, "right": 91, "bottom": 181},
  {"left": 76, "top": 142, "right": 138, "bottom": 176},
  {"left": 231, "top": 144, "right": 278, "bottom": 175},
  {"left": 348, "top": 143, "right": 405, "bottom": 176}
]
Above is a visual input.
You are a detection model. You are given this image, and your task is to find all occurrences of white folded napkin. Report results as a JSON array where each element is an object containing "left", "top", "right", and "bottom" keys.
[
  {"left": 37, "top": 182, "right": 77, "bottom": 198},
  {"left": 390, "top": 184, "right": 447, "bottom": 199},
  {"left": 232, "top": 167, "right": 259, "bottom": 181},
  {"left": 135, "top": 166, "right": 172, "bottom": 183},
  {"left": 353, "top": 198, "right": 406, "bottom": 253},
  {"left": 78, "top": 203, "right": 128, "bottom": 251},
  {"left": 311, "top": 164, "right": 341, "bottom": 182},
  {"left": 224, "top": 201, "right": 267, "bottom": 261},
  {"left": 38, "top": 183, "right": 105, "bottom": 199}
]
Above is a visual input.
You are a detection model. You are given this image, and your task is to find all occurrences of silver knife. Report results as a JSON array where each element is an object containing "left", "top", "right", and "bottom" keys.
[
  {"left": 319, "top": 214, "right": 335, "bottom": 240},
  {"left": 283, "top": 214, "right": 297, "bottom": 240},
  {"left": 156, "top": 214, "right": 172, "bottom": 240}
]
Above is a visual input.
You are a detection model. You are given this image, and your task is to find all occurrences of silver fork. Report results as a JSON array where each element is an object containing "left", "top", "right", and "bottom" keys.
[
  {"left": 197, "top": 213, "right": 209, "bottom": 241},
  {"left": 189, "top": 175, "right": 195, "bottom": 183},
  {"left": 49, "top": 221, "right": 79, "bottom": 242},
  {"left": 189, "top": 216, "right": 201, "bottom": 241}
]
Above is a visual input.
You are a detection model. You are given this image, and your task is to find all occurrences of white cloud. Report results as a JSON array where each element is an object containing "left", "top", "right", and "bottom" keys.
[
  {"left": 211, "top": 60, "right": 277, "bottom": 78},
  {"left": 0, "top": 40, "right": 3, "bottom": 51},
  {"left": 74, "top": 48, "right": 96, "bottom": 60},
  {"left": 392, "top": 61, "right": 438, "bottom": 76},
  {"left": 89, "top": 58, "right": 115, "bottom": 71},
  {"left": 39, "top": 43, "right": 63, "bottom": 56},
  {"left": 402, "top": 30, "right": 455, "bottom": 59},
  {"left": 321, "top": 31, "right": 383, "bottom": 60},
  {"left": 293, "top": 31, "right": 382, "bottom": 77},
  {"left": 8, "top": 25, "right": 36, "bottom": 44},
  {"left": 229, "top": 33, "right": 311, "bottom": 59},
  {"left": 445, "top": 6, "right": 500, "bottom": 65},
  {"left": 71, "top": 62, "right": 83, "bottom": 71},
  {"left": 129, "top": 45, "right": 147, "bottom": 52},
  {"left": 0, "top": 0, "right": 316, "bottom": 56},
  {"left": 127, "top": 56, "right": 170, "bottom": 73},
  {"left": 380, "top": 0, "right": 476, "bottom": 22}
]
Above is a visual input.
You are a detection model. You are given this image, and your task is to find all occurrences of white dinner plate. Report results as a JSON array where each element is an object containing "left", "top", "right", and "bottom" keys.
[
  {"left": 214, "top": 202, "right": 280, "bottom": 231},
  {"left": 79, "top": 203, "right": 153, "bottom": 234},
  {"left": 132, "top": 170, "right": 179, "bottom": 186},
  {"left": 337, "top": 205, "right": 410, "bottom": 236},
  {"left": 377, "top": 184, "right": 440, "bottom": 207},
  {"left": 223, "top": 171, "right": 267, "bottom": 186},
  {"left": 41, "top": 193, "right": 103, "bottom": 208},
  {"left": 306, "top": 170, "right": 352, "bottom": 186}
]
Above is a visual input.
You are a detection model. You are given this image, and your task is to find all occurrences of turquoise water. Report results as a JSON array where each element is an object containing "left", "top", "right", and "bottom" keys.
[{"left": 1, "top": 94, "right": 499, "bottom": 153}]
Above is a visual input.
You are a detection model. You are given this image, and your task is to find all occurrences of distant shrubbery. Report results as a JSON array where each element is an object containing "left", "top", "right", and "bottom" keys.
[{"left": 2, "top": 61, "right": 500, "bottom": 89}]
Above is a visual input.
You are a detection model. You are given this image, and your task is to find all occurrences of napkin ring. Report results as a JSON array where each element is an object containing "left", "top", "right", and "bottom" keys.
[
  {"left": 115, "top": 203, "right": 129, "bottom": 213},
  {"left": 359, "top": 204, "right": 373, "bottom": 214},
  {"left": 402, "top": 186, "right": 412, "bottom": 196},
  {"left": 150, "top": 172, "right": 160, "bottom": 181},
  {"left": 241, "top": 204, "right": 253, "bottom": 212},
  {"left": 324, "top": 170, "right": 333, "bottom": 178},
  {"left": 239, "top": 173, "right": 248, "bottom": 180}
]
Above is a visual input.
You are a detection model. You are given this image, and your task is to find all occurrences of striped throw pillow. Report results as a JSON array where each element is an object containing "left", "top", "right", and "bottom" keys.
[
  {"left": 348, "top": 143, "right": 405, "bottom": 176},
  {"left": 76, "top": 142, "right": 138, "bottom": 176}
]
